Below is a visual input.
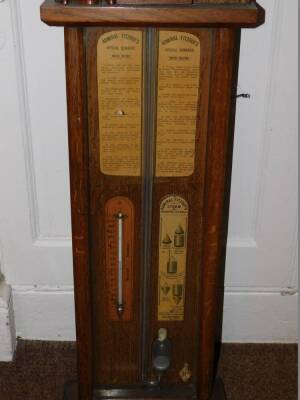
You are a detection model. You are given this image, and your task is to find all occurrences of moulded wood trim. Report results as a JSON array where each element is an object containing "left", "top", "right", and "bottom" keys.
[
  {"left": 64, "top": 27, "right": 93, "bottom": 400},
  {"left": 40, "top": 0, "right": 265, "bottom": 27}
]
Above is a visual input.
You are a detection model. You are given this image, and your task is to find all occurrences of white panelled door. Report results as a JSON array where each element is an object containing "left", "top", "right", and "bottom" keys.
[
  {"left": 1, "top": 0, "right": 72, "bottom": 285},
  {"left": 0, "top": 0, "right": 75, "bottom": 344},
  {"left": 223, "top": 0, "right": 298, "bottom": 342},
  {"left": 0, "top": 0, "right": 297, "bottom": 346}
]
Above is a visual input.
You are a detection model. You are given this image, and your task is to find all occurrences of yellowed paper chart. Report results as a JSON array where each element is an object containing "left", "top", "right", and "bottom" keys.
[
  {"left": 158, "top": 195, "right": 188, "bottom": 321},
  {"left": 97, "top": 30, "right": 143, "bottom": 176},
  {"left": 155, "top": 31, "right": 201, "bottom": 177}
]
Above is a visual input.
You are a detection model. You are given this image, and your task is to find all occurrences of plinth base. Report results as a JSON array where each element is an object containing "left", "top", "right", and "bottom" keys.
[{"left": 64, "top": 379, "right": 226, "bottom": 400}]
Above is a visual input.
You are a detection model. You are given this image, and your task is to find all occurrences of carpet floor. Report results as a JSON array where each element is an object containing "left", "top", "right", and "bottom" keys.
[{"left": 0, "top": 341, "right": 297, "bottom": 400}]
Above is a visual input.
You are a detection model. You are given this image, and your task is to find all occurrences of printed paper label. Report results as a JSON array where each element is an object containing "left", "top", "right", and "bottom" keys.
[
  {"left": 158, "top": 195, "right": 188, "bottom": 321},
  {"left": 155, "top": 31, "right": 201, "bottom": 177},
  {"left": 97, "top": 30, "right": 143, "bottom": 176}
]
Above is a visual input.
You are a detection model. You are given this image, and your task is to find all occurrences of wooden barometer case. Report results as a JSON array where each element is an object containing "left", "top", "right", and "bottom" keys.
[{"left": 40, "top": 1, "right": 264, "bottom": 399}]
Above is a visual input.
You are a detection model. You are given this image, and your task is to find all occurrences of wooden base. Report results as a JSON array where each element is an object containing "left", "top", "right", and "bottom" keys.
[{"left": 63, "top": 379, "right": 226, "bottom": 400}]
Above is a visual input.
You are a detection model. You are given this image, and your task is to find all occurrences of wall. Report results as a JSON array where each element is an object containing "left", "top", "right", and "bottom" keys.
[{"left": 0, "top": 0, "right": 298, "bottom": 352}]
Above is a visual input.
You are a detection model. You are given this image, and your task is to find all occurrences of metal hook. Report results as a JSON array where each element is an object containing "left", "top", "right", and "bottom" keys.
[{"left": 235, "top": 93, "right": 251, "bottom": 99}]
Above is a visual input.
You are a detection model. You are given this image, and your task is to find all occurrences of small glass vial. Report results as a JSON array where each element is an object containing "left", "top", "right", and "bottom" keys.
[{"left": 152, "top": 328, "right": 171, "bottom": 374}]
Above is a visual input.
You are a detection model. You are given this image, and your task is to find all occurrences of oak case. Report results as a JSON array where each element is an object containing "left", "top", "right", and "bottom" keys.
[{"left": 40, "top": 2, "right": 265, "bottom": 400}]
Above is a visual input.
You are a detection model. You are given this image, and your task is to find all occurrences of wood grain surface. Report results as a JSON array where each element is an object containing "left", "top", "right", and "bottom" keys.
[
  {"left": 41, "top": 0, "right": 265, "bottom": 28},
  {"left": 197, "top": 28, "right": 240, "bottom": 400},
  {"left": 146, "top": 28, "right": 212, "bottom": 386},
  {"left": 64, "top": 28, "right": 93, "bottom": 400},
  {"left": 86, "top": 27, "right": 144, "bottom": 386},
  {"left": 63, "top": 25, "right": 242, "bottom": 399},
  {"left": 53, "top": 0, "right": 264, "bottom": 394}
]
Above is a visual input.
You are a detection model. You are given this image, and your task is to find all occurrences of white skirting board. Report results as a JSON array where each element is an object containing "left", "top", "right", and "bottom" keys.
[
  {"left": 12, "top": 286, "right": 76, "bottom": 342},
  {"left": 7, "top": 286, "right": 298, "bottom": 346},
  {"left": 0, "top": 285, "right": 297, "bottom": 360},
  {"left": 0, "top": 282, "right": 16, "bottom": 361},
  {"left": 222, "top": 290, "right": 298, "bottom": 343}
]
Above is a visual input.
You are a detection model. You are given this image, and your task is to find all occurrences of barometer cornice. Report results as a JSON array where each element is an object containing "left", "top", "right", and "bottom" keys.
[{"left": 41, "top": 0, "right": 264, "bottom": 27}]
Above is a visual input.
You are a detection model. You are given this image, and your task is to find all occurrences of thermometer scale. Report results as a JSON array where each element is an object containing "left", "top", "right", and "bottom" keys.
[{"left": 105, "top": 197, "right": 134, "bottom": 321}]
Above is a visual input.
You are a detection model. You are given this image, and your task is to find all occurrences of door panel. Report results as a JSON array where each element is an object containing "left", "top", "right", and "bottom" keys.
[
  {"left": 86, "top": 27, "right": 213, "bottom": 385},
  {"left": 87, "top": 28, "right": 145, "bottom": 385},
  {"left": 147, "top": 28, "right": 213, "bottom": 384}
]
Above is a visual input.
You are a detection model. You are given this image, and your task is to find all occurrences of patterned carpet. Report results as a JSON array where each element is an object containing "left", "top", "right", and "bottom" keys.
[{"left": 0, "top": 341, "right": 297, "bottom": 400}]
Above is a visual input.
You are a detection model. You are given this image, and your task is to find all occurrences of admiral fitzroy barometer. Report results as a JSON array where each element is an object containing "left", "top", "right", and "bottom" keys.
[{"left": 40, "top": 1, "right": 264, "bottom": 399}]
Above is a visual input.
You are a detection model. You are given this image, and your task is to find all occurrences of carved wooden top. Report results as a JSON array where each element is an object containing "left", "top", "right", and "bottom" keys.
[{"left": 41, "top": 0, "right": 264, "bottom": 27}]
